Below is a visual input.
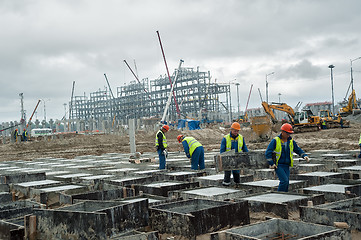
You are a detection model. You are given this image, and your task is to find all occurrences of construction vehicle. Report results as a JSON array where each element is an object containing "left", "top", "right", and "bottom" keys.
[
  {"left": 261, "top": 101, "right": 321, "bottom": 133},
  {"left": 339, "top": 89, "right": 360, "bottom": 116},
  {"left": 319, "top": 110, "right": 350, "bottom": 128}
]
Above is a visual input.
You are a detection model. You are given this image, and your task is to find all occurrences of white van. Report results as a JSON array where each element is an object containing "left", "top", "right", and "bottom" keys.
[{"left": 30, "top": 128, "right": 53, "bottom": 137}]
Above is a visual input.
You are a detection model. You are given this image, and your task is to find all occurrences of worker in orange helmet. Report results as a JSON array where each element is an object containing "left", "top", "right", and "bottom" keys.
[
  {"left": 220, "top": 122, "right": 248, "bottom": 186},
  {"left": 177, "top": 135, "right": 205, "bottom": 170},
  {"left": 155, "top": 125, "right": 169, "bottom": 169},
  {"left": 265, "top": 123, "right": 309, "bottom": 192}
]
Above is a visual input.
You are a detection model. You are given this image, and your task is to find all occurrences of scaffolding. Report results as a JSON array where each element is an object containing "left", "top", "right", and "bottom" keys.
[{"left": 69, "top": 66, "right": 231, "bottom": 124}]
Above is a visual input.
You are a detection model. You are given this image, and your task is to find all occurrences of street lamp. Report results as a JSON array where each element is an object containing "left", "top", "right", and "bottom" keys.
[
  {"left": 235, "top": 82, "right": 240, "bottom": 116},
  {"left": 350, "top": 57, "right": 361, "bottom": 92},
  {"left": 278, "top": 93, "right": 281, "bottom": 103},
  {"left": 266, "top": 72, "right": 275, "bottom": 104},
  {"left": 328, "top": 65, "right": 335, "bottom": 114}
]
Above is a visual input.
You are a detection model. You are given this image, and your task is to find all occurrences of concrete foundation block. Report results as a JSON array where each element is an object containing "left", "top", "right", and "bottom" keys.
[
  {"left": 0, "top": 172, "right": 46, "bottom": 184},
  {"left": 0, "top": 219, "right": 24, "bottom": 240},
  {"left": 34, "top": 199, "right": 149, "bottom": 239},
  {"left": 212, "top": 218, "right": 350, "bottom": 239},
  {"left": 0, "top": 200, "right": 44, "bottom": 220},
  {"left": 169, "top": 186, "right": 247, "bottom": 201},
  {"left": 300, "top": 197, "right": 361, "bottom": 231},
  {"left": 134, "top": 181, "right": 199, "bottom": 197},
  {"left": 60, "top": 187, "right": 135, "bottom": 204},
  {"left": 149, "top": 199, "right": 249, "bottom": 238},
  {"left": 0, "top": 192, "right": 12, "bottom": 203},
  {"left": 242, "top": 192, "right": 325, "bottom": 219}
]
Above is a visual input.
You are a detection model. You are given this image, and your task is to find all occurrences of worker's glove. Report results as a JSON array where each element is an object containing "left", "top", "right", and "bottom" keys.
[
  {"left": 162, "top": 149, "right": 168, "bottom": 157},
  {"left": 304, "top": 156, "right": 310, "bottom": 163},
  {"left": 269, "top": 164, "right": 277, "bottom": 169}
]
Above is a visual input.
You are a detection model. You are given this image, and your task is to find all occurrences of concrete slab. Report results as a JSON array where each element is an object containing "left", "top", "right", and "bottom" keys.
[
  {"left": 296, "top": 171, "right": 345, "bottom": 185},
  {"left": 163, "top": 171, "right": 205, "bottom": 181},
  {"left": 298, "top": 163, "right": 325, "bottom": 172},
  {"left": 253, "top": 168, "right": 277, "bottom": 180},
  {"left": 241, "top": 192, "right": 325, "bottom": 219},
  {"left": 241, "top": 179, "right": 306, "bottom": 193},
  {"left": 170, "top": 186, "right": 247, "bottom": 201},
  {"left": 0, "top": 172, "right": 46, "bottom": 184},
  {"left": 302, "top": 183, "right": 355, "bottom": 202},
  {"left": 52, "top": 173, "right": 92, "bottom": 182},
  {"left": 214, "top": 151, "right": 267, "bottom": 172},
  {"left": 214, "top": 218, "right": 350, "bottom": 239},
  {"left": 106, "top": 176, "right": 153, "bottom": 187},
  {"left": 149, "top": 199, "right": 249, "bottom": 238}
]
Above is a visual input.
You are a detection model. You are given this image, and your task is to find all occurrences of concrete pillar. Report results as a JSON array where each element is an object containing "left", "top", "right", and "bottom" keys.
[
  {"left": 55, "top": 122, "right": 60, "bottom": 133},
  {"left": 102, "top": 120, "right": 106, "bottom": 133},
  {"left": 76, "top": 120, "right": 80, "bottom": 132},
  {"left": 129, "top": 119, "right": 136, "bottom": 154}
]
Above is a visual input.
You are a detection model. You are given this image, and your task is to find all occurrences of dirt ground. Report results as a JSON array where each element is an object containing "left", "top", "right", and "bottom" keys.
[{"left": 1, "top": 119, "right": 361, "bottom": 162}]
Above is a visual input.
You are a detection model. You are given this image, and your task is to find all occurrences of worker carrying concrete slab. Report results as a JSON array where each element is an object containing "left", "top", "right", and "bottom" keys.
[
  {"left": 177, "top": 135, "right": 205, "bottom": 170},
  {"left": 220, "top": 122, "right": 249, "bottom": 186},
  {"left": 155, "top": 125, "right": 169, "bottom": 169},
  {"left": 265, "top": 123, "right": 309, "bottom": 192}
]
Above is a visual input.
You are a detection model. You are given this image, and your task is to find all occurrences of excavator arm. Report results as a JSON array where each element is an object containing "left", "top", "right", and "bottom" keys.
[
  {"left": 261, "top": 101, "right": 295, "bottom": 124},
  {"left": 340, "top": 89, "right": 358, "bottom": 114}
]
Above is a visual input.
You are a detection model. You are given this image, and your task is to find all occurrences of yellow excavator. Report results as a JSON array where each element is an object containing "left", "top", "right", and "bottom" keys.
[
  {"left": 339, "top": 89, "right": 360, "bottom": 116},
  {"left": 261, "top": 101, "right": 321, "bottom": 133}
]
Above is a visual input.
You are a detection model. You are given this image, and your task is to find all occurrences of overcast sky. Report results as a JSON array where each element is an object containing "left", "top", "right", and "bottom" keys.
[{"left": 1, "top": 0, "right": 361, "bottom": 123}]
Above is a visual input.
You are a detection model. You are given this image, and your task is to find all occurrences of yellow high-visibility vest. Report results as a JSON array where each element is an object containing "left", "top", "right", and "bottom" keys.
[
  {"left": 274, "top": 137, "right": 294, "bottom": 167},
  {"left": 155, "top": 130, "right": 167, "bottom": 148},
  {"left": 183, "top": 137, "right": 202, "bottom": 156},
  {"left": 224, "top": 134, "right": 243, "bottom": 152}
]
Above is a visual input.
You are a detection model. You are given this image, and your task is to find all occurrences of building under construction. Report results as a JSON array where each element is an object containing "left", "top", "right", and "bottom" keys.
[{"left": 69, "top": 66, "right": 231, "bottom": 126}]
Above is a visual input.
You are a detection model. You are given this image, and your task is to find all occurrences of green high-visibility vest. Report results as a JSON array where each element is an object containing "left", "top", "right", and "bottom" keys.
[
  {"left": 224, "top": 134, "right": 243, "bottom": 152},
  {"left": 155, "top": 130, "right": 167, "bottom": 148},
  {"left": 359, "top": 134, "right": 361, "bottom": 144},
  {"left": 274, "top": 137, "right": 294, "bottom": 167},
  {"left": 183, "top": 137, "right": 202, "bottom": 157}
]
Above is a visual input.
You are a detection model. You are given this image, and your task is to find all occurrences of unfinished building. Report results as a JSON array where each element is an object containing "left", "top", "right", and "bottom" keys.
[{"left": 70, "top": 67, "right": 231, "bottom": 126}]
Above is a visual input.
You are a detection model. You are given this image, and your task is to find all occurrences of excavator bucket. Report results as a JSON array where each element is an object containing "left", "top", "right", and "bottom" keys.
[{"left": 250, "top": 115, "right": 272, "bottom": 140}]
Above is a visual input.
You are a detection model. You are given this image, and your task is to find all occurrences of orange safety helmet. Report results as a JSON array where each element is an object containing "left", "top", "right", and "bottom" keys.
[
  {"left": 281, "top": 123, "right": 294, "bottom": 134},
  {"left": 162, "top": 125, "right": 170, "bottom": 131},
  {"left": 231, "top": 122, "right": 241, "bottom": 130},
  {"left": 177, "top": 135, "right": 184, "bottom": 143}
]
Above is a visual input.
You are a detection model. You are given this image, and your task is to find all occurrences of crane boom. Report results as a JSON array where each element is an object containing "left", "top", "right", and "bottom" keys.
[{"left": 161, "top": 59, "right": 184, "bottom": 123}]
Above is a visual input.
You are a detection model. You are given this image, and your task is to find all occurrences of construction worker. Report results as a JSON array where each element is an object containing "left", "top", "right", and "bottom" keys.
[
  {"left": 220, "top": 122, "right": 248, "bottom": 186},
  {"left": 155, "top": 125, "right": 169, "bottom": 169},
  {"left": 13, "top": 129, "right": 18, "bottom": 142},
  {"left": 321, "top": 119, "right": 327, "bottom": 129},
  {"left": 265, "top": 123, "right": 309, "bottom": 192},
  {"left": 177, "top": 135, "right": 205, "bottom": 170},
  {"left": 22, "top": 129, "right": 28, "bottom": 141}
]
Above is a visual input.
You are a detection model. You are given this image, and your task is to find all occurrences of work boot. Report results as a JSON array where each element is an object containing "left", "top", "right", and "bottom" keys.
[{"left": 222, "top": 181, "right": 231, "bottom": 186}]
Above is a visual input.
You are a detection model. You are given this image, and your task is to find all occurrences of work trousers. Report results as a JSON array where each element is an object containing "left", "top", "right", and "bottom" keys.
[
  {"left": 190, "top": 146, "right": 205, "bottom": 170},
  {"left": 224, "top": 170, "right": 240, "bottom": 184},
  {"left": 157, "top": 149, "right": 166, "bottom": 169},
  {"left": 275, "top": 164, "right": 290, "bottom": 192}
]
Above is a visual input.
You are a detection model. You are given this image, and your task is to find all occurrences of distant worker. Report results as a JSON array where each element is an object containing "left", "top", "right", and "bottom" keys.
[
  {"left": 13, "top": 129, "right": 18, "bottom": 142},
  {"left": 155, "top": 125, "right": 169, "bottom": 169},
  {"left": 22, "top": 129, "right": 28, "bottom": 141},
  {"left": 177, "top": 135, "right": 205, "bottom": 170},
  {"left": 266, "top": 123, "right": 309, "bottom": 192},
  {"left": 321, "top": 119, "right": 327, "bottom": 129},
  {"left": 220, "top": 122, "right": 249, "bottom": 186},
  {"left": 358, "top": 133, "right": 361, "bottom": 158}
]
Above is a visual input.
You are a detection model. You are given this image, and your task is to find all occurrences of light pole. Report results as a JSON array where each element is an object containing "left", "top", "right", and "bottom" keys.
[
  {"left": 351, "top": 57, "right": 361, "bottom": 92},
  {"left": 278, "top": 93, "right": 281, "bottom": 103},
  {"left": 42, "top": 99, "right": 50, "bottom": 122},
  {"left": 266, "top": 72, "right": 275, "bottom": 103},
  {"left": 235, "top": 82, "right": 240, "bottom": 116},
  {"left": 328, "top": 65, "right": 335, "bottom": 114}
]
